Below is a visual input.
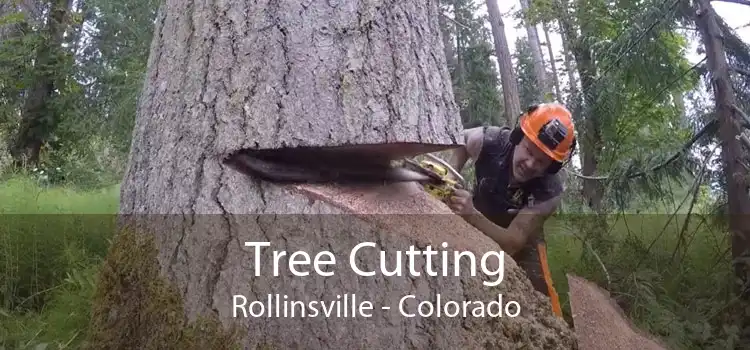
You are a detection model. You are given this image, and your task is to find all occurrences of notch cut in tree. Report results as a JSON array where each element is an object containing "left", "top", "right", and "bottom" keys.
[{"left": 94, "top": 0, "right": 577, "bottom": 349}]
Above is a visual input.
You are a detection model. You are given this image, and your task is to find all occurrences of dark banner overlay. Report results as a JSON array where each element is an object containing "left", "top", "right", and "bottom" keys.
[{"left": 3, "top": 213, "right": 714, "bottom": 347}]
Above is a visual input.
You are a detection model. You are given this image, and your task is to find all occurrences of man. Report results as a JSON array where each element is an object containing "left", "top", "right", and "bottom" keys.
[{"left": 445, "top": 103, "right": 577, "bottom": 318}]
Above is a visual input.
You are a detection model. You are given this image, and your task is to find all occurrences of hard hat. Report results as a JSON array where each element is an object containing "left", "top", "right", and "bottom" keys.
[{"left": 518, "top": 103, "right": 576, "bottom": 162}]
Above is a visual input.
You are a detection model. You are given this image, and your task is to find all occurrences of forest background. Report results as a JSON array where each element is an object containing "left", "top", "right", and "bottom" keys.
[{"left": 1, "top": 0, "right": 750, "bottom": 349}]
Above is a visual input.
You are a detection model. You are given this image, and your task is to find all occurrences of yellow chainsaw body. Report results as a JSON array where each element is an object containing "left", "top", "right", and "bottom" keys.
[{"left": 416, "top": 159, "right": 459, "bottom": 202}]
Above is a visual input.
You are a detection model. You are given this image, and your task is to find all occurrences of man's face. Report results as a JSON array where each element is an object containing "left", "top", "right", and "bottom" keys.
[{"left": 511, "top": 137, "right": 554, "bottom": 183}]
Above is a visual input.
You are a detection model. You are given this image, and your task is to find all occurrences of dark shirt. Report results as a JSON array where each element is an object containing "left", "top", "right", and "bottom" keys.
[
  {"left": 471, "top": 126, "right": 563, "bottom": 269},
  {"left": 472, "top": 126, "right": 563, "bottom": 226}
]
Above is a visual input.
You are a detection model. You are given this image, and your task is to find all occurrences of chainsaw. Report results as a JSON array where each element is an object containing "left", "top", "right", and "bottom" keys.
[
  {"left": 223, "top": 147, "right": 466, "bottom": 203},
  {"left": 399, "top": 153, "right": 466, "bottom": 202}
]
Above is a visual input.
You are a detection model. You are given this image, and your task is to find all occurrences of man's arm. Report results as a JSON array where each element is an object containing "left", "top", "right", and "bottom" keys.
[
  {"left": 448, "top": 127, "right": 484, "bottom": 174},
  {"left": 499, "top": 177, "right": 565, "bottom": 252},
  {"left": 450, "top": 172, "right": 564, "bottom": 255},
  {"left": 460, "top": 195, "right": 560, "bottom": 255}
]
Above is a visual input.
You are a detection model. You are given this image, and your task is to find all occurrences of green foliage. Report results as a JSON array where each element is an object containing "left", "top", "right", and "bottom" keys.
[
  {"left": 0, "top": 18, "right": 39, "bottom": 128},
  {"left": 458, "top": 42, "right": 504, "bottom": 126},
  {"left": 76, "top": 0, "right": 160, "bottom": 154},
  {"left": 1, "top": 0, "right": 748, "bottom": 348},
  {"left": 0, "top": 177, "right": 118, "bottom": 312},
  {"left": 441, "top": 0, "right": 503, "bottom": 127},
  {"left": 0, "top": 0, "right": 158, "bottom": 187},
  {"left": 513, "top": 37, "right": 543, "bottom": 108},
  {"left": 547, "top": 0, "right": 702, "bottom": 214},
  {"left": 0, "top": 176, "right": 119, "bottom": 349},
  {"left": 545, "top": 210, "right": 742, "bottom": 350},
  {"left": 0, "top": 177, "right": 239, "bottom": 350}
]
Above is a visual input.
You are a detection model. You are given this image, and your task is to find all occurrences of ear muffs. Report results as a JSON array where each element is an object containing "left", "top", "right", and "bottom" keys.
[
  {"left": 546, "top": 136, "right": 576, "bottom": 174},
  {"left": 510, "top": 104, "right": 577, "bottom": 175},
  {"left": 510, "top": 126, "right": 524, "bottom": 145}
]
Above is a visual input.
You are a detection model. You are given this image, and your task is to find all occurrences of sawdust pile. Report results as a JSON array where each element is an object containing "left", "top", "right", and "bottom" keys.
[
  {"left": 567, "top": 274, "right": 668, "bottom": 350},
  {"left": 213, "top": 181, "right": 578, "bottom": 349}
]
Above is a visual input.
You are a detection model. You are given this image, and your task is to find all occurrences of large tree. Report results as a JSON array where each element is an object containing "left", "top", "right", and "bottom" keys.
[{"left": 86, "top": 1, "right": 575, "bottom": 348}]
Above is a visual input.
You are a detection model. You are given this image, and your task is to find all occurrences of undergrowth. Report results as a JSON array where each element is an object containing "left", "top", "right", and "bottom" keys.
[
  {"left": 545, "top": 212, "right": 742, "bottom": 350},
  {"left": 0, "top": 174, "right": 743, "bottom": 350},
  {"left": 0, "top": 176, "right": 119, "bottom": 349}
]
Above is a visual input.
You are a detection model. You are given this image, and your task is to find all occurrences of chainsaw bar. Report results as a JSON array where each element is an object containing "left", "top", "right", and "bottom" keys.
[
  {"left": 401, "top": 158, "right": 444, "bottom": 182},
  {"left": 224, "top": 148, "right": 433, "bottom": 185}
]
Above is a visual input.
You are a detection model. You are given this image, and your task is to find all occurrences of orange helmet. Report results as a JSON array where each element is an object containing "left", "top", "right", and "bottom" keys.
[{"left": 519, "top": 103, "right": 576, "bottom": 162}]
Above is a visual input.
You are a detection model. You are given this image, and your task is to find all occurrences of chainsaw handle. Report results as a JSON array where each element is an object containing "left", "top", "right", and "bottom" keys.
[{"left": 424, "top": 153, "right": 466, "bottom": 187}]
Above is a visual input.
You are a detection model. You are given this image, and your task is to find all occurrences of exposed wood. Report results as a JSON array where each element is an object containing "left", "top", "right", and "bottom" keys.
[{"left": 567, "top": 274, "right": 669, "bottom": 350}]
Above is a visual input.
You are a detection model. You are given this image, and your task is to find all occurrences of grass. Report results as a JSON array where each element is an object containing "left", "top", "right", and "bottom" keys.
[
  {"left": 0, "top": 175, "right": 742, "bottom": 350},
  {"left": 544, "top": 213, "right": 740, "bottom": 350},
  {"left": 0, "top": 176, "right": 120, "bottom": 349}
]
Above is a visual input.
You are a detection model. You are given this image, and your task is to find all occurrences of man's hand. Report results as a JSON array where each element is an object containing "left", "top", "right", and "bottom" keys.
[{"left": 447, "top": 188, "right": 476, "bottom": 215}]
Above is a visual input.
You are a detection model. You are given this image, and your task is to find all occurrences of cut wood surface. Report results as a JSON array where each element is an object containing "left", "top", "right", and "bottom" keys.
[
  {"left": 210, "top": 180, "right": 578, "bottom": 349},
  {"left": 567, "top": 273, "right": 668, "bottom": 350}
]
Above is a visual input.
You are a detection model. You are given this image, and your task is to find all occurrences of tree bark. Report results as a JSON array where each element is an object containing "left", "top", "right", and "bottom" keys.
[
  {"left": 485, "top": 0, "right": 521, "bottom": 125},
  {"left": 694, "top": 0, "right": 750, "bottom": 298},
  {"left": 438, "top": 3, "right": 456, "bottom": 72},
  {"left": 453, "top": 0, "right": 470, "bottom": 123},
  {"left": 556, "top": 1, "right": 603, "bottom": 212},
  {"left": 120, "top": 0, "right": 469, "bottom": 214},
  {"left": 542, "top": 22, "right": 562, "bottom": 102},
  {"left": 673, "top": 91, "right": 687, "bottom": 126},
  {"left": 97, "top": 1, "right": 577, "bottom": 349},
  {"left": 519, "top": 0, "right": 549, "bottom": 102},
  {"left": 558, "top": 20, "right": 577, "bottom": 105}
]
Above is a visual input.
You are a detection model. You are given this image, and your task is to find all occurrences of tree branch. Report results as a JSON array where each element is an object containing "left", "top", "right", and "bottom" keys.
[
  {"left": 733, "top": 104, "right": 750, "bottom": 127},
  {"left": 731, "top": 66, "right": 750, "bottom": 77},
  {"left": 440, "top": 12, "right": 471, "bottom": 30},
  {"left": 712, "top": 0, "right": 750, "bottom": 6}
]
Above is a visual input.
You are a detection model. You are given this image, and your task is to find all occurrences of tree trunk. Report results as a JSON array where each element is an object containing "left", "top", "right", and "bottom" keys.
[
  {"left": 694, "top": 0, "right": 750, "bottom": 298},
  {"left": 556, "top": 2, "right": 603, "bottom": 212},
  {"left": 453, "top": 0, "right": 470, "bottom": 124},
  {"left": 0, "top": 2, "right": 18, "bottom": 40},
  {"left": 438, "top": 3, "right": 456, "bottom": 72},
  {"left": 0, "top": 0, "right": 42, "bottom": 39},
  {"left": 673, "top": 91, "right": 687, "bottom": 125},
  {"left": 542, "top": 22, "right": 562, "bottom": 102},
  {"left": 519, "top": 0, "right": 549, "bottom": 102},
  {"left": 486, "top": 0, "right": 521, "bottom": 125},
  {"left": 10, "top": 0, "right": 72, "bottom": 166},
  {"left": 90, "top": 1, "right": 577, "bottom": 349},
  {"left": 558, "top": 22, "right": 578, "bottom": 104}
]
